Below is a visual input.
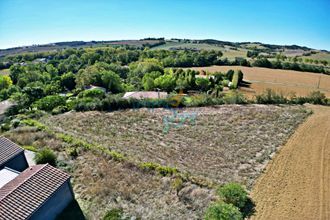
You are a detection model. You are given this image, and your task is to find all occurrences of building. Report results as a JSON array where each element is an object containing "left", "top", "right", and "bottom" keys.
[
  {"left": 0, "top": 164, "right": 74, "bottom": 220},
  {"left": 0, "top": 137, "right": 28, "bottom": 172},
  {"left": 123, "top": 91, "right": 168, "bottom": 99}
]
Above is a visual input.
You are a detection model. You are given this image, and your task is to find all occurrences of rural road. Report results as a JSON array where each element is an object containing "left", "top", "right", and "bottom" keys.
[{"left": 251, "top": 104, "right": 330, "bottom": 220}]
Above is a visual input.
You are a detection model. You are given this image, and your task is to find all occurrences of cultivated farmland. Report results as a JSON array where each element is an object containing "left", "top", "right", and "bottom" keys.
[{"left": 189, "top": 66, "right": 330, "bottom": 97}]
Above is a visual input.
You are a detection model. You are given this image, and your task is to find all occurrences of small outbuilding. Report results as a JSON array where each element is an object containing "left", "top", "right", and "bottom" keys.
[
  {"left": 123, "top": 91, "right": 168, "bottom": 99},
  {"left": 0, "top": 137, "right": 28, "bottom": 172},
  {"left": 0, "top": 164, "right": 74, "bottom": 220}
]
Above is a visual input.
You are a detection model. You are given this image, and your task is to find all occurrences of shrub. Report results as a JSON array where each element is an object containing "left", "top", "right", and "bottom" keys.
[
  {"left": 78, "top": 88, "right": 105, "bottom": 99},
  {"left": 103, "top": 208, "right": 124, "bottom": 220},
  {"left": 255, "top": 89, "right": 287, "bottom": 104},
  {"left": 140, "top": 162, "right": 178, "bottom": 176},
  {"left": 21, "top": 119, "right": 46, "bottom": 130},
  {"left": 223, "top": 91, "right": 246, "bottom": 104},
  {"left": 73, "top": 97, "right": 103, "bottom": 111},
  {"left": 23, "top": 145, "right": 38, "bottom": 152},
  {"left": 33, "top": 95, "right": 66, "bottom": 112},
  {"left": 204, "top": 202, "right": 243, "bottom": 220},
  {"left": 52, "top": 105, "right": 68, "bottom": 115},
  {"left": 34, "top": 148, "right": 57, "bottom": 167},
  {"left": 217, "top": 183, "right": 248, "bottom": 209},
  {"left": 305, "top": 91, "right": 327, "bottom": 105}
]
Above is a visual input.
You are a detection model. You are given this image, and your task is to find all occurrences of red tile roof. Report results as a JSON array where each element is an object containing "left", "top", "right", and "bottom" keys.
[
  {"left": 0, "top": 164, "right": 71, "bottom": 220},
  {"left": 0, "top": 137, "right": 24, "bottom": 167}
]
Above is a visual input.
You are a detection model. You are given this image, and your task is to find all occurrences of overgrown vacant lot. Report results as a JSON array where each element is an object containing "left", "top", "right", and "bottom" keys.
[{"left": 42, "top": 105, "right": 310, "bottom": 187}]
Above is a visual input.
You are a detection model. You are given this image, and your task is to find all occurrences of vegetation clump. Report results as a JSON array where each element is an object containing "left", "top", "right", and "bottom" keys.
[{"left": 34, "top": 148, "right": 57, "bottom": 166}]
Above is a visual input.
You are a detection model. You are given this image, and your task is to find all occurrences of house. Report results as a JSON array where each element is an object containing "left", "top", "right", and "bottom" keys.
[
  {"left": 0, "top": 137, "right": 28, "bottom": 172},
  {"left": 0, "top": 164, "right": 74, "bottom": 220},
  {"left": 123, "top": 91, "right": 168, "bottom": 100}
]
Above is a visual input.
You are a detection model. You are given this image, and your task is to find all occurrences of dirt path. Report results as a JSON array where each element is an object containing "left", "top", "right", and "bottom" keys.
[{"left": 251, "top": 104, "right": 330, "bottom": 220}]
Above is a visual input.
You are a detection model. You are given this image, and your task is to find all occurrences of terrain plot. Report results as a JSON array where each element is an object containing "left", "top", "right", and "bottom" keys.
[
  {"left": 190, "top": 66, "right": 330, "bottom": 97},
  {"left": 251, "top": 105, "right": 330, "bottom": 220},
  {"left": 42, "top": 105, "right": 309, "bottom": 188}
]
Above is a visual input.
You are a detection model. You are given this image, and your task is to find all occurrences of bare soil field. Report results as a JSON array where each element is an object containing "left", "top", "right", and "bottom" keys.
[
  {"left": 189, "top": 66, "right": 330, "bottom": 97},
  {"left": 251, "top": 104, "right": 330, "bottom": 220}
]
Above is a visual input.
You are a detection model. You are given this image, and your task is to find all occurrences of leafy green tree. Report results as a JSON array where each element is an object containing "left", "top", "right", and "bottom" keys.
[
  {"left": 142, "top": 71, "right": 161, "bottom": 91},
  {"left": 195, "top": 77, "right": 210, "bottom": 91},
  {"left": 60, "top": 72, "right": 76, "bottom": 90},
  {"left": 154, "top": 73, "right": 176, "bottom": 92},
  {"left": 101, "top": 70, "right": 123, "bottom": 93},
  {"left": 33, "top": 95, "right": 66, "bottom": 111},
  {"left": 0, "top": 75, "right": 13, "bottom": 90}
]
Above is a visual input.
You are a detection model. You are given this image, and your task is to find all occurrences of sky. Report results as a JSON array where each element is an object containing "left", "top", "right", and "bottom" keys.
[{"left": 0, "top": 0, "right": 329, "bottom": 50}]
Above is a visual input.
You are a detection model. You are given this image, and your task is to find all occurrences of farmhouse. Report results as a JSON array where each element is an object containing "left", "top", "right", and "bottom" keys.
[
  {"left": 0, "top": 164, "right": 74, "bottom": 220},
  {"left": 0, "top": 137, "right": 28, "bottom": 172},
  {"left": 123, "top": 91, "right": 168, "bottom": 99}
]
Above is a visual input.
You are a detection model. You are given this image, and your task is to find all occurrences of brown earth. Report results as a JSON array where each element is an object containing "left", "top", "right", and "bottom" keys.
[
  {"left": 189, "top": 66, "right": 330, "bottom": 97},
  {"left": 251, "top": 104, "right": 330, "bottom": 220}
]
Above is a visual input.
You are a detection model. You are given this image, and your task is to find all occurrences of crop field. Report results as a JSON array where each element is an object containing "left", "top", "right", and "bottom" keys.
[
  {"left": 152, "top": 42, "right": 248, "bottom": 59},
  {"left": 300, "top": 52, "right": 330, "bottom": 63},
  {"left": 251, "top": 105, "right": 330, "bottom": 220},
  {"left": 189, "top": 66, "right": 330, "bottom": 97}
]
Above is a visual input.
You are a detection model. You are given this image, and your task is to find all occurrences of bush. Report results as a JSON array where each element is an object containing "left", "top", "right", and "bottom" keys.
[
  {"left": 78, "top": 88, "right": 105, "bottom": 99},
  {"left": 305, "top": 91, "right": 327, "bottom": 105},
  {"left": 223, "top": 91, "right": 246, "bottom": 104},
  {"left": 255, "top": 89, "right": 287, "bottom": 104},
  {"left": 140, "top": 162, "right": 178, "bottom": 176},
  {"left": 204, "top": 202, "right": 243, "bottom": 220},
  {"left": 217, "top": 183, "right": 248, "bottom": 209},
  {"left": 33, "top": 95, "right": 66, "bottom": 112},
  {"left": 34, "top": 148, "right": 57, "bottom": 167},
  {"left": 103, "top": 208, "right": 125, "bottom": 220}
]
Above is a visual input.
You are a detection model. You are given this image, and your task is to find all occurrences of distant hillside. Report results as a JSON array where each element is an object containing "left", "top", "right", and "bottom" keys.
[
  {"left": 1, "top": 38, "right": 329, "bottom": 66},
  {"left": 0, "top": 38, "right": 165, "bottom": 57}
]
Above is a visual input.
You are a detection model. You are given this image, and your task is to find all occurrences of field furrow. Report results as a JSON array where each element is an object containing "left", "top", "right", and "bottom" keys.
[{"left": 251, "top": 105, "right": 330, "bottom": 220}]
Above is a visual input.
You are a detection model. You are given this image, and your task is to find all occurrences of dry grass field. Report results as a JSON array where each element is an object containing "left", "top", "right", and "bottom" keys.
[
  {"left": 189, "top": 66, "right": 330, "bottom": 97},
  {"left": 41, "top": 106, "right": 309, "bottom": 187},
  {"left": 3, "top": 105, "right": 310, "bottom": 219}
]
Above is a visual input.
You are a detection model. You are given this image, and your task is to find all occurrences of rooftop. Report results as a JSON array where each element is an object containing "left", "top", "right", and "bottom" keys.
[
  {"left": 0, "top": 137, "right": 24, "bottom": 168},
  {"left": 123, "top": 91, "right": 168, "bottom": 99},
  {"left": 0, "top": 164, "right": 71, "bottom": 219},
  {"left": 0, "top": 167, "right": 19, "bottom": 188}
]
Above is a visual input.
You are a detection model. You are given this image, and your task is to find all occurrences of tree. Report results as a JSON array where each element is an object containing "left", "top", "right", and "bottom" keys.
[
  {"left": 0, "top": 75, "right": 13, "bottom": 90},
  {"left": 154, "top": 73, "right": 176, "bottom": 92},
  {"left": 60, "top": 72, "right": 76, "bottom": 90},
  {"left": 33, "top": 95, "right": 66, "bottom": 111},
  {"left": 142, "top": 71, "right": 161, "bottom": 91},
  {"left": 100, "top": 70, "right": 123, "bottom": 93},
  {"left": 195, "top": 77, "right": 210, "bottom": 91}
]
